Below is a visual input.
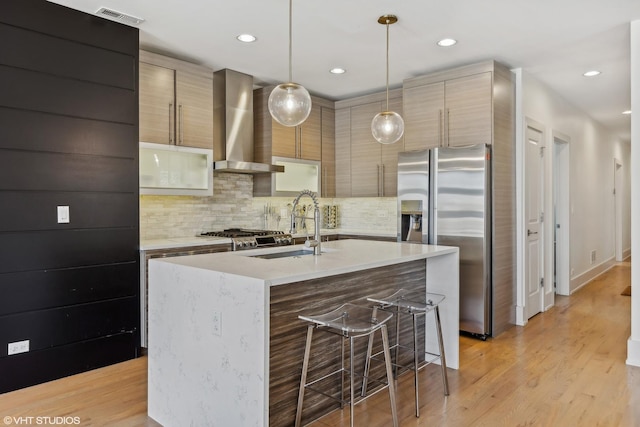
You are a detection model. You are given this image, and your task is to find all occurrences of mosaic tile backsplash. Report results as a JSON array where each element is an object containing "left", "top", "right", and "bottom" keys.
[{"left": 140, "top": 173, "right": 397, "bottom": 240}]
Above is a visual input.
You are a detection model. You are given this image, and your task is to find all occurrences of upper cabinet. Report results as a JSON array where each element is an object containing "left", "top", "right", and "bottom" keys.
[
  {"left": 253, "top": 87, "right": 335, "bottom": 197},
  {"left": 321, "top": 108, "right": 336, "bottom": 198},
  {"left": 254, "top": 87, "right": 328, "bottom": 162},
  {"left": 403, "top": 62, "right": 502, "bottom": 151},
  {"left": 271, "top": 105, "right": 322, "bottom": 161},
  {"left": 335, "top": 89, "right": 404, "bottom": 197},
  {"left": 139, "top": 51, "right": 213, "bottom": 149}
]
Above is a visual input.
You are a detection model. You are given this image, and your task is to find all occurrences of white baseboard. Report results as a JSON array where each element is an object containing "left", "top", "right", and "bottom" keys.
[
  {"left": 627, "top": 337, "right": 640, "bottom": 367},
  {"left": 570, "top": 257, "right": 617, "bottom": 294},
  {"left": 623, "top": 248, "right": 632, "bottom": 260},
  {"left": 515, "top": 305, "right": 527, "bottom": 326}
]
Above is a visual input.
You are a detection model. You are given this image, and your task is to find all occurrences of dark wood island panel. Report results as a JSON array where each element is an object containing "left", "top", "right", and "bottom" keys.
[{"left": 269, "top": 259, "right": 427, "bottom": 427}]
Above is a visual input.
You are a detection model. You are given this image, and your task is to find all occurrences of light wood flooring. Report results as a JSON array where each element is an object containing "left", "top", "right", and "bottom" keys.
[{"left": 0, "top": 262, "right": 638, "bottom": 426}]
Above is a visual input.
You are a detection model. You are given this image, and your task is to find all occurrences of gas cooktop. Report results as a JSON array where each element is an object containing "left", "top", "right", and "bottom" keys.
[{"left": 199, "top": 229, "right": 292, "bottom": 250}]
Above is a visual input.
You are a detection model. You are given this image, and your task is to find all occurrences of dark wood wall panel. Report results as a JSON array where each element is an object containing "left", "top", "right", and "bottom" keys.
[
  {"left": 0, "top": 151, "right": 136, "bottom": 192},
  {"left": 0, "top": 107, "right": 137, "bottom": 157},
  {"left": 0, "top": 23, "right": 135, "bottom": 90},
  {"left": 0, "top": 332, "right": 137, "bottom": 394},
  {"left": 0, "top": 0, "right": 138, "bottom": 56},
  {"left": 0, "top": 229, "right": 138, "bottom": 273},
  {"left": 0, "top": 66, "right": 136, "bottom": 124},
  {"left": 0, "top": 262, "right": 138, "bottom": 315},
  {"left": 0, "top": 192, "right": 138, "bottom": 232},
  {"left": 0, "top": 0, "right": 139, "bottom": 391},
  {"left": 269, "top": 260, "right": 427, "bottom": 427},
  {"left": 0, "top": 296, "right": 138, "bottom": 357}
]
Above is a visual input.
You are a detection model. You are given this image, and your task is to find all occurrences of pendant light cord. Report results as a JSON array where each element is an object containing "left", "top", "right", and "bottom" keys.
[
  {"left": 385, "top": 19, "right": 390, "bottom": 111},
  {"left": 289, "top": 0, "right": 293, "bottom": 83}
]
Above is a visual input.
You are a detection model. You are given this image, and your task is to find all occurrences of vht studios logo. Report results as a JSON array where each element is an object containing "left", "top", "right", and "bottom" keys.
[{"left": 3, "top": 416, "right": 81, "bottom": 425}]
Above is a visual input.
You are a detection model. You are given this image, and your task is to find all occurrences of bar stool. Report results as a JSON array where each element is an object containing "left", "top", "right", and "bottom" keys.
[
  {"left": 362, "top": 289, "right": 449, "bottom": 417},
  {"left": 295, "top": 303, "right": 398, "bottom": 427}
]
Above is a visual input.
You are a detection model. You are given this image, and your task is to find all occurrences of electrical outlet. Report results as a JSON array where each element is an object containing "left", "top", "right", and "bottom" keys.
[
  {"left": 212, "top": 312, "right": 222, "bottom": 337},
  {"left": 8, "top": 339, "right": 29, "bottom": 355}
]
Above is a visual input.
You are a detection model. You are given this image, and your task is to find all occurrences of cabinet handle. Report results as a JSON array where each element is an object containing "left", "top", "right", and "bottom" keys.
[
  {"left": 178, "top": 104, "right": 184, "bottom": 145},
  {"left": 169, "top": 103, "right": 174, "bottom": 143},
  {"left": 445, "top": 108, "right": 450, "bottom": 147},
  {"left": 438, "top": 109, "right": 443, "bottom": 147}
]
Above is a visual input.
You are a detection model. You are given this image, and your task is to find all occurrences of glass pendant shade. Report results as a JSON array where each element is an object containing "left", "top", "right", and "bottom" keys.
[
  {"left": 268, "top": 82, "right": 312, "bottom": 127},
  {"left": 371, "top": 111, "right": 404, "bottom": 145}
]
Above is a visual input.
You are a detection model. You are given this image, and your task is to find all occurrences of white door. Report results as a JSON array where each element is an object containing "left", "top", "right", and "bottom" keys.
[{"left": 526, "top": 124, "right": 544, "bottom": 319}]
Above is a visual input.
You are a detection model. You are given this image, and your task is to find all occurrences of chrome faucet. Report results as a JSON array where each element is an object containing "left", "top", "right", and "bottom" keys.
[{"left": 290, "top": 190, "right": 321, "bottom": 255}]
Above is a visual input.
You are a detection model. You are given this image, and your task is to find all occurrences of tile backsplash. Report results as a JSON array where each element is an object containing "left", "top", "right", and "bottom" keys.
[{"left": 140, "top": 173, "right": 397, "bottom": 240}]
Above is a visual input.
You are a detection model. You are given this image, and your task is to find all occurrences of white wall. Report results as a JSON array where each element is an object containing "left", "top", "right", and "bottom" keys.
[
  {"left": 513, "top": 68, "right": 631, "bottom": 325},
  {"left": 627, "top": 20, "right": 640, "bottom": 367}
]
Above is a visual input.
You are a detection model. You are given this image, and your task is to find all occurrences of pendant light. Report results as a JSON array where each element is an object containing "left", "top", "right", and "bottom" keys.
[
  {"left": 268, "top": 0, "right": 312, "bottom": 127},
  {"left": 371, "top": 15, "right": 404, "bottom": 145}
]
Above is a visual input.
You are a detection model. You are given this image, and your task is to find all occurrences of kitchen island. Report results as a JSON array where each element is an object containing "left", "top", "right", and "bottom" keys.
[{"left": 147, "top": 239, "right": 459, "bottom": 427}]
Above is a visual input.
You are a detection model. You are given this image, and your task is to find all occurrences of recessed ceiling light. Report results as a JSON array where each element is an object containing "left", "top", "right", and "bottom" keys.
[
  {"left": 622, "top": 110, "right": 632, "bottom": 115},
  {"left": 437, "top": 38, "right": 457, "bottom": 47},
  {"left": 583, "top": 70, "right": 601, "bottom": 77},
  {"left": 236, "top": 34, "right": 256, "bottom": 43},
  {"left": 330, "top": 67, "right": 346, "bottom": 74}
]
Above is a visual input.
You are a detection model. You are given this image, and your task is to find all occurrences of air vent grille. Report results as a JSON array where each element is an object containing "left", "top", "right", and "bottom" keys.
[{"left": 95, "top": 7, "right": 144, "bottom": 26}]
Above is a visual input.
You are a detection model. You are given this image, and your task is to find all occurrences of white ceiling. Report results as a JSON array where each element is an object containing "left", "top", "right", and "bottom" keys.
[{"left": 49, "top": 0, "right": 639, "bottom": 142}]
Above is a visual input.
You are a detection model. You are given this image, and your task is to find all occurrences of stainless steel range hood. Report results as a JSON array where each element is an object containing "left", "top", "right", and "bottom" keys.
[{"left": 213, "top": 69, "right": 284, "bottom": 174}]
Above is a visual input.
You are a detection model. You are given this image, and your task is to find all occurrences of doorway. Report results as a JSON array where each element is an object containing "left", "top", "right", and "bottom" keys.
[
  {"left": 525, "top": 120, "right": 545, "bottom": 319},
  {"left": 553, "top": 133, "right": 570, "bottom": 296}
]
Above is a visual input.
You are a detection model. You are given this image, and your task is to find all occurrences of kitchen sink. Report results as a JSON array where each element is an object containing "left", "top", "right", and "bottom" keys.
[{"left": 250, "top": 249, "right": 315, "bottom": 259}]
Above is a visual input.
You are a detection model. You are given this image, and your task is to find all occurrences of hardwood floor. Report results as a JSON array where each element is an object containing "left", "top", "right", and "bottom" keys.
[{"left": 0, "top": 262, "right": 638, "bottom": 426}]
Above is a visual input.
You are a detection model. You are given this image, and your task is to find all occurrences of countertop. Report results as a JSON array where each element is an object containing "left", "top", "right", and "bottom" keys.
[
  {"left": 139, "top": 236, "right": 230, "bottom": 250},
  {"left": 150, "top": 239, "right": 457, "bottom": 286},
  {"left": 140, "top": 229, "right": 396, "bottom": 251}
]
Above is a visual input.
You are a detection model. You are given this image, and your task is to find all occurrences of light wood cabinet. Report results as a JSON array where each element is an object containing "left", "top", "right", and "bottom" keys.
[
  {"left": 321, "top": 107, "right": 336, "bottom": 197},
  {"left": 335, "top": 90, "right": 403, "bottom": 197},
  {"left": 254, "top": 87, "right": 323, "bottom": 162},
  {"left": 270, "top": 105, "right": 322, "bottom": 161},
  {"left": 254, "top": 87, "right": 335, "bottom": 196},
  {"left": 403, "top": 66, "right": 493, "bottom": 150},
  {"left": 139, "top": 51, "right": 213, "bottom": 149}
]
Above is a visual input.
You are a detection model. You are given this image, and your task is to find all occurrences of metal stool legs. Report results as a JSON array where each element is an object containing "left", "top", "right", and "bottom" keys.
[
  {"left": 295, "top": 313, "right": 398, "bottom": 427},
  {"left": 434, "top": 305, "right": 450, "bottom": 397},
  {"left": 362, "top": 295, "right": 449, "bottom": 418}
]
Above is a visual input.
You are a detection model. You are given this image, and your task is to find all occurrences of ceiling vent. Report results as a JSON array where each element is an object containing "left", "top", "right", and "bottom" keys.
[{"left": 95, "top": 7, "right": 145, "bottom": 26}]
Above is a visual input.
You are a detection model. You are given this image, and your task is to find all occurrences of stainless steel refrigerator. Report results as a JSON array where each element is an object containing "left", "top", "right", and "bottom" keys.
[{"left": 398, "top": 144, "right": 492, "bottom": 338}]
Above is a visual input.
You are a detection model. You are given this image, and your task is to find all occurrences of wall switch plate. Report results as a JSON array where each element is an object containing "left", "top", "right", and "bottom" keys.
[
  {"left": 57, "top": 206, "right": 70, "bottom": 224},
  {"left": 8, "top": 340, "right": 29, "bottom": 355},
  {"left": 212, "top": 312, "right": 222, "bottom": 336}
]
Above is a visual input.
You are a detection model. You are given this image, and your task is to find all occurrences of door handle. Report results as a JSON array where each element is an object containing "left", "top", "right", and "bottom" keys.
[{"left": 528, "top": 230, "right": 538, "bottom": 236}]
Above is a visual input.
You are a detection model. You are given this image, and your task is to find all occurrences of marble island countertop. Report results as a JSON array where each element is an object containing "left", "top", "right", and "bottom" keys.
[
  {"left": 148, "top": 239, "right": 459, "bottom": 427},
  {"left": 150, "top": 239, "right": 457, "bottom": 286}
]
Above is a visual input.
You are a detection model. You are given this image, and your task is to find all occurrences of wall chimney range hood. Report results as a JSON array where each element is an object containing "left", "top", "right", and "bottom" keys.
[{"left": 213, "top": 69, "right": 284, "bottom": 174}]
